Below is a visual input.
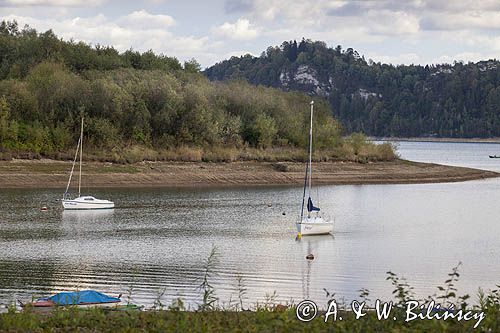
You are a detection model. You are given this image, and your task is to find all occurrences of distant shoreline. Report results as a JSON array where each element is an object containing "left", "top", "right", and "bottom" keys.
[
  {"left": 0, "top": 159, "right": 496, "bottom": 189},
  {"left": 371, "top": 137, "right": 500, "bottom": 144}
]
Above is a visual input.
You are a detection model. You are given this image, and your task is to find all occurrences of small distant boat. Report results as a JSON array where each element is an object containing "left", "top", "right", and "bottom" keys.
[
  {"left": 22, "top": 290, "right": 121, "bottom": 309},
  {"left": 296, "top": 101, "right": 333, "bottom": 236},
  {"left": 62, "top": 116, "right": 114, "bottom": 210},
  {"left": 489, "top": 155, "right": 500, "bottom": 158}
]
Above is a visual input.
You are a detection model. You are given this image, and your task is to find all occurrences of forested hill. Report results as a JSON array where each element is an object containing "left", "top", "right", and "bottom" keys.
[
  {"left": 205, "top": 39, "right": 500, "bottom": 138},
  {"left": 3, "top": 21, "right": 393, "bottom": 163}
]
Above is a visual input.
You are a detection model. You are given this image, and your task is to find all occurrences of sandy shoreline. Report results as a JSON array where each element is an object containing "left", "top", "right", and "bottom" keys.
[{"left": 0, "top": 159, "right": 497, "bottom": 188}]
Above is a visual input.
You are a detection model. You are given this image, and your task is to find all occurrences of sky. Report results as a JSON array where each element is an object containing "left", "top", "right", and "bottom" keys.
[{"left": 1, "top": 0, "right": 500, "bottom": 68}]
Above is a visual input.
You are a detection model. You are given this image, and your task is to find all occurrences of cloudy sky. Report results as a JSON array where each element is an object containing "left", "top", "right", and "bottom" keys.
[{"left": 1, "top": 0, "right": 499, "bottom": 68}]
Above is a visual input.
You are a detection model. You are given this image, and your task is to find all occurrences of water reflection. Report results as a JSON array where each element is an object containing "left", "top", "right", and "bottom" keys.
[
  {"left": 62, "top": 209, "right": 115, "bottom": 221},
  {"left": 297, "top": 235, "right": 335, "bottom": 301},
  {"left": 61, "top": 210, "right": 115, "bottom": 235}
]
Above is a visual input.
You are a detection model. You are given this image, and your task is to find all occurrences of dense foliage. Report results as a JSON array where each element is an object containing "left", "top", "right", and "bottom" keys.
[
  {"left": 0, "top": 22, "right": 368, "bottom": 161},
  {"left": 205, "top": 39, "right": 500, "bottom": 138},
  {"left": 0, "top": 21, "right": 183, "bottom": 76}
]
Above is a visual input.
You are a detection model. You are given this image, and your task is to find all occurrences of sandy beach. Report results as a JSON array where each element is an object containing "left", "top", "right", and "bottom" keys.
[{"left": 0, "top": 159, "right": 497, "bottom": 188}]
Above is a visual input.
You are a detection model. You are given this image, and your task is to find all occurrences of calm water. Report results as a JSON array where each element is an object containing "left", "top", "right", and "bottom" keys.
[
  {"left": 1, "top": 141, "right": 500, "bottom": 310},
  {"left": 392, "top": 140, "right": 500, "bottom": 172}
]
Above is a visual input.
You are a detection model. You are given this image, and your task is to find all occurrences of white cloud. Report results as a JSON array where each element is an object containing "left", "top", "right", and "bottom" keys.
[
  {"left": 221, "top": 1, "right": 422, "bottom": 44},
  {"left": 367, "top": 10, "right": 420, "bottom": 35},
  {"left": 431, "top": 52, "right": 489, "bottom": 64},
  {"left": 366, "top": 52, "right": 422, "bottom": 65},
  {"left": 233, "top": 0, "right": 500, "bottom": 34},
  {"left": 223, "top": 50, "right": 255, "bottom": 59},
  {"left": 1, "top": 0, "right": 104, "bottom": 6},
  {"left": 118, "top": 10, "right": 175, "bottom": 29},
  {"left": 422, "top": 0, "right": 500, "bottom": 13},
  {"left": 212, "top": 18, "right": 259, "bottom": 40},
  {"left": 238, "top": 0, "right": 321, "bottom": 23},
  {"left": 421, "top": 11, "right": 500, "bottom": 31}
]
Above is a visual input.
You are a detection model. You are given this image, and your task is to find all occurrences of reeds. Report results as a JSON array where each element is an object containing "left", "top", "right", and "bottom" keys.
[{"left": 0, "top": 140, "right": 397, "bottom": 164}]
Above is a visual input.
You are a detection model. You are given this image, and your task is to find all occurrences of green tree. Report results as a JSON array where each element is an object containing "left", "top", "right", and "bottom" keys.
[
  {"left": 247, "top": 113, "right": 277, "bottom": 148},
  {"left": 0, "top": 96, "right": 10, "bottom": 142},
  {"left": 348, "top": 132, "right": 366, "bottom": 155},
  {"left": 184, "top": 58, "right": 201, "bottom": 73}
]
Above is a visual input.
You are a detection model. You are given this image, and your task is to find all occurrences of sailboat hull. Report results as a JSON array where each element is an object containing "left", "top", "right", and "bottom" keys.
[
  {"left": 297, "top": 217, "right": 333, "bottom": 236},
  {"left": 62, "top": 196, "right": 114, "bottom": 210}
]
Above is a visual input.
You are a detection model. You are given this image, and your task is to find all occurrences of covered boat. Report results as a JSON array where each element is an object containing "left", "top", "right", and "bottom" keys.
[{"left": 26, "top": 290, "right": 121, "bottom": 308}]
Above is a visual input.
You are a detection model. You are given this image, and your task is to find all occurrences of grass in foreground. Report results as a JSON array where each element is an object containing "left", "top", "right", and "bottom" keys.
[{"left": 1, "top": 300, "right": 499, "bottom": 333}]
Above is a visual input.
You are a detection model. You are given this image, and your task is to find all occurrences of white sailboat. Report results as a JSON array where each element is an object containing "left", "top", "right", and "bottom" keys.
[
  {"left": 62, "top": 117, "right": 114, "bottom": 210},
  {"left": 296, "top": 101, "right": 333, "bottom": 236}
]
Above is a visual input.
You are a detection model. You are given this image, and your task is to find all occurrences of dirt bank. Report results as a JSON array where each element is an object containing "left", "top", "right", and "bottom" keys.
[{"left": 0, "top": 159, "right": 497, "bottom": 188}]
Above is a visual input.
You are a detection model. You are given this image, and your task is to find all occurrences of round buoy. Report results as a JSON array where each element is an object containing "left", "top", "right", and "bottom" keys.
[
  {"left": 306, "top": 254, "right": 315, "bottom": 260},
  {"left": 41, "top": 206, "right": 48, "bottom": 211}
]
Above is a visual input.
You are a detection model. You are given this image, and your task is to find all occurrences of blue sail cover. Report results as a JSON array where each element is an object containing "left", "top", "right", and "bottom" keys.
[
  {"left": 307, "top": 197, "right": 320, "bottom": 212},
  {"left": 46, "top": 290, "right": 120, "bottom": 305}
]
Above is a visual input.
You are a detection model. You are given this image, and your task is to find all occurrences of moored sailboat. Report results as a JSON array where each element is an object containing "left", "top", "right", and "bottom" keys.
[
  {"left": 296, "top": 101, "right": 333, "bottom": 236},
  {"left": 62, "top": 117, "right": 114, "bottom": 210}
]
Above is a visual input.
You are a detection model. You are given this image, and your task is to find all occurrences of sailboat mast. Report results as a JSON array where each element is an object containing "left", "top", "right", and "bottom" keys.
[
  {"left": 308, "top": 101, "right": 313, "bottom": 196},
  {"left": 63, "top": 135, "right": 80, "bottom": 199},
  {"left": 78, "top": 116, "right": 83, "bottom": 197}
]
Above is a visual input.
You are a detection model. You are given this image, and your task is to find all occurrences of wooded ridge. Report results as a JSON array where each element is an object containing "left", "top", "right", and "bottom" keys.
[{"left": 205, "top": 39, "right": 500, "bottom": 138}]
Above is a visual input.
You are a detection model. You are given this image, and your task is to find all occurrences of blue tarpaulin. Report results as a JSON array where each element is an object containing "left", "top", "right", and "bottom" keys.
[{"left": 43, "top": 290, "right": 120, "bottom": 305}]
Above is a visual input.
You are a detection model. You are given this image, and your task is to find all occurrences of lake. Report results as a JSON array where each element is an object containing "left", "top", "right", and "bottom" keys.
[{"left": 1, "top": 141, "right": 500, "bottom": 310}]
